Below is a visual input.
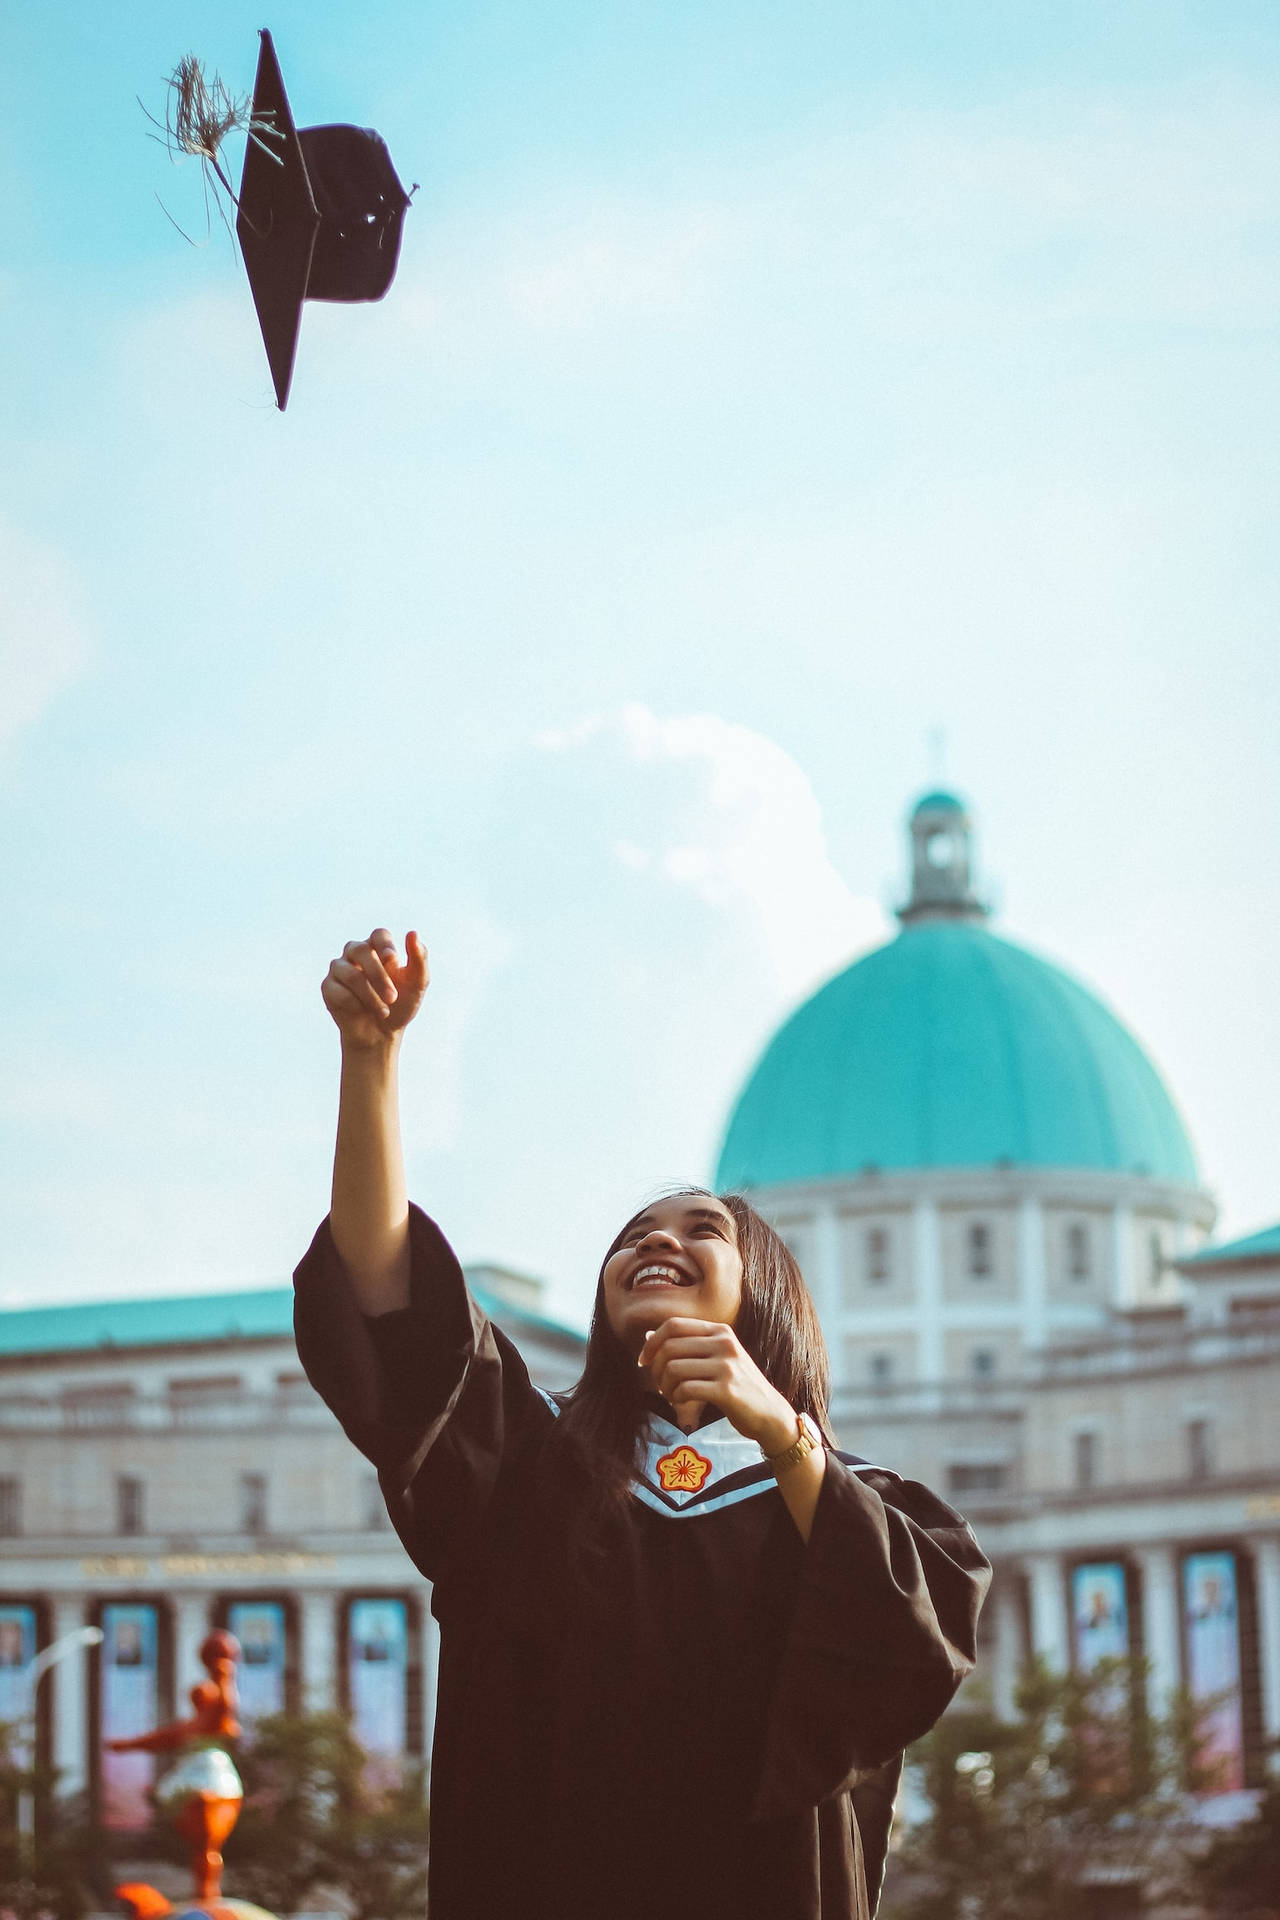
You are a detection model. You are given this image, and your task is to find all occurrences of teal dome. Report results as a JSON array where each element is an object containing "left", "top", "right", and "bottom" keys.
[{"left": 716, "top": 922, "right": 1200, "bottom": 1189}]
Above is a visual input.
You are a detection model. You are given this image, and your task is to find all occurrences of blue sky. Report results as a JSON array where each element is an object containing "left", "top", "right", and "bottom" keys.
[{"left": 1, "top": 1, "right": 1277, "bottom": 1324}]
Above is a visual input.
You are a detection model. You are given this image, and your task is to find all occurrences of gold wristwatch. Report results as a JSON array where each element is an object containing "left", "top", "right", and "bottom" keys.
[{"left": 762, "top": 1411, "right": 822, "bottom": 1478}]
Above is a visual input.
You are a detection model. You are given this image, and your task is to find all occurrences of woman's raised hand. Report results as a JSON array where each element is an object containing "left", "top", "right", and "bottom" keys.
[
  {"left": 639, "top": 1319, "right": 797, "bottom": 1452},
  {"left": 321, "top": 928, "right": 429, "bottom": 1049}
]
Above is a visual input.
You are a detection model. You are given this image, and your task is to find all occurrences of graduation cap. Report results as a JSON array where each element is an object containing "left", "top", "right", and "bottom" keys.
[{"left": 235, "top": 30, "right": 411, "bottom": 409}]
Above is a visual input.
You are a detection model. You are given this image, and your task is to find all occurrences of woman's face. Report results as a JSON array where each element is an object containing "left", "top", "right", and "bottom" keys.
[{"left": 601, "top": 1193, "right": 744, "bottom": 1356}]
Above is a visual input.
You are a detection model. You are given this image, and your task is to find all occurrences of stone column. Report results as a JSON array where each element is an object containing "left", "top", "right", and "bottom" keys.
[
  {"left": 913, "top": 1197, "right": 944, "bottom": 1382},
  {"left": 171, "top": 1593, "right": 213, "bottom": 1706},
  {"left": 990, "top": 1573, "right": 1025, "bottom": 1721},
  {"left": 1024, "top": 1553, "right": 1070, "bottom": 1673},
  {"left": 812, "top": 1203, "right": 843, "bottom": 1357},
  {"left": 1252, "top": 1536, "right": 1280, "bottom": 1772},
  {"left": 299, "top": 1591, "right": 339, "bottom": 1712},
  {"left": 1111, "top": 1203, "right": 1135, "bottom": 1310},
  {"left": 1135, "top": 1544, "right": 1181, "bottom": 1719},
  {"left": 49, "top": 1596, "right": 90, "bottom": 1799},
  {"left": 1019, "top": 1195, "right": 1047, "bottom": 1353}
]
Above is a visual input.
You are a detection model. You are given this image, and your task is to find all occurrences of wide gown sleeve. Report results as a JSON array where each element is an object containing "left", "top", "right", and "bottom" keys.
[
  {"left": 752, "top": 1454, "right": 991, "bottom": 1820},
  {"left": 292, "top": 1203, "right": 551, "bottom": 1585}
]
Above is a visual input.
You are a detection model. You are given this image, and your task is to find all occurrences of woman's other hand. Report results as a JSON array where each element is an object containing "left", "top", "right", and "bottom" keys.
[
  {"left": 321, "top": 929, "right": 429, "bottom": 1050},
  {"left": 641, "top": 1316, "right": 828, "bottom": 1541},
  {"left": 638, "top": 1318, "right": 796, "bottom": 1454}
]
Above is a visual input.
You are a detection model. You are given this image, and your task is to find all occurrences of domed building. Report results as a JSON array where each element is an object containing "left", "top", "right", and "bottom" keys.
[
  {"left": 717, "top": 790, "right": 1214, "bottom": 1395},
  {"left": 0, "top": 792, "right": 1276, "bottom": 1825},
  {"left": 717, "top": 794, "right": 1280, "bottom": 1797}
]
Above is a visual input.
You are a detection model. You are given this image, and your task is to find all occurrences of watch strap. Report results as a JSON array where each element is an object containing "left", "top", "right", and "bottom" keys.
[{"left": 763, "top": 1411, "right": 821, "bottom": 1478}]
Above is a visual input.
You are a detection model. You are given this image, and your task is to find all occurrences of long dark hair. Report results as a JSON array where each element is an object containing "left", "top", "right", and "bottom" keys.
[{"left": 549, "top": 1188, "right": 834, "bottom": 1512}]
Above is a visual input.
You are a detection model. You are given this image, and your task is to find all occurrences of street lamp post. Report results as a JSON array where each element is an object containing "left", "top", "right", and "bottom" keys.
[{"left": 14, "top": 1625, "right": 104, "bottom": 1859}]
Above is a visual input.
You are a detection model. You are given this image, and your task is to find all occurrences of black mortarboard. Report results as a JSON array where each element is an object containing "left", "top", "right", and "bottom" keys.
[{"left": 236, "top": 30, "right": 411, "bottom": 409}]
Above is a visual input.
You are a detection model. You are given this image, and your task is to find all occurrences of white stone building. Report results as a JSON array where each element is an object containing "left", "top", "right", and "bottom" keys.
[
  {"left": 0, "top": 1269, "right": 584, "bottom": 1830},
  {"left": 2, "top": 790, "right": 1277, "bottom": 1826},
  {"left": 715, "top": 792, "right": 1280, "bottom": 1796}
]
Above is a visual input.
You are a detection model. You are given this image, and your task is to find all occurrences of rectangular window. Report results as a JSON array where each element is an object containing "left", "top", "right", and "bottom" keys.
[
  {"left": 347, "top": 1598, "right": 410, "bottom": 1787},
  {"left": 100, "top": 1603, "right": 160, "bottom": 1830},
  {"left": 1187, "top": 1418, "right": 1212, "bottom": 1482},
  {"left": 228, "top": 1601, "right": 288, "bottom": 1734},
  {"left": 967, "top": 1221, "right": 993, "bottom": 1278},
  {"left": 1228, "top": 1293, "right": 1280, "bottom": 1320},
  {"left": 1071, "top": 1563, "right": 1130, "bottom": 1670},
  {"left": 116, "top": 1475, "right": 145, "bottom": 1536},
  {"left": 0, "top": 1606, "right": 37, "bottom": 1722},
  {"left": 64, "top": 1384, "right": 134, "bottom": 1429},
  {"left": 1183, "top": 1552, "right": 1246, "bottom": 1792},
  {"left": 865, "top": 1226, "right": 891, "bottom": 1284},
  {"left": 240, "top": 1473, "right": 267, "bottom": 1535},
  {"left": 946, "top": 1463, "right": 1007, "bottom": 1496},
  {"left": 0, "top": 1477, "right": 20, "bottom": 1537},
  {"left": 870, "top": 1351, "right": 894, "bottom": 1384},
  {"left": 970, "top": 1348, "right": 996, "bottom": 1379},
  {"left": 1149, "top": 1230, "right": 1165, "bottom": 1288},
  {"left": 169, "top": 1375, "right": 242, "bottom": 1423},
  {"left": 1072, "top": 1431, "right": 1098, "bottom": 1490},
  {"left": 1066, "top": 1222, "right": 1091, "bottom": 1281}
]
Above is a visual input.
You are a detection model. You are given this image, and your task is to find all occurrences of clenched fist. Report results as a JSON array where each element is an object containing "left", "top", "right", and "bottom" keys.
[{"left": 321, "top": 928, "right": 429, "bottom": 1050}]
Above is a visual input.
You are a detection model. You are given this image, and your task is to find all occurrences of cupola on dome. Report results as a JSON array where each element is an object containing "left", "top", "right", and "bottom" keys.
[{"left": 715, "top": 794, "right": 1199, "bottom": 1190}]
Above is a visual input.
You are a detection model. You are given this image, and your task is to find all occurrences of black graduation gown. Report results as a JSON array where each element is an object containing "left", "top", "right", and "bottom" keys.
[{"left": 293, "top": 1206, "right": 991, "bottom": 1920}]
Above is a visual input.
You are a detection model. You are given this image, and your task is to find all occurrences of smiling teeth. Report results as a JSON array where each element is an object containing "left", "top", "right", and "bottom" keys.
[{"left": 634, "top": 1265, "right": 686, "bottom": 1286}]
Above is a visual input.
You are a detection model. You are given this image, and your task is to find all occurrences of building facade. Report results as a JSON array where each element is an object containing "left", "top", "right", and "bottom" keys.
[
  {"left": 716, "top": 793, "right": 1280, "bottom": 1798},
  {"left": 0, "top": 1270, "right": 584, "bottom": 1831},
  {"left": 2, "top": 792, "right": 1277, "bottom": 1824}
]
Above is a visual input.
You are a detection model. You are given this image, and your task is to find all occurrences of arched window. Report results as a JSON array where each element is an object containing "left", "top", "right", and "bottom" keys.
[
  {"left": 865, "top": 1225, "right": 891, "bottom": 1284},
  {"left": 967, "top": 1221, "right": 993, "bottom": 1278},
  {"left": 1066, "top": 1222, "right": 1090, "bottom": 1281}
]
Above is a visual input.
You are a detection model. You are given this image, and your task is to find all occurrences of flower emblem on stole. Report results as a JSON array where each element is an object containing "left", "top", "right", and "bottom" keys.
[{"left": 655, "top": 1444, "right": 713, "bottom": 1493}]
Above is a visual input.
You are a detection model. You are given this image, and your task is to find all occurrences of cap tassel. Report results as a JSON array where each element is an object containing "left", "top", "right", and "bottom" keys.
[{"left": 140, "top": 55, "right": 283, "bottom": 242}]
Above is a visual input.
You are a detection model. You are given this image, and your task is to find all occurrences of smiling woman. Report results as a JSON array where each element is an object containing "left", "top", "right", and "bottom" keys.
[
  {"left": 557, "top": 1189, "right": 837, "bottom": 1544},
  {"left": 293, "top": 929, "right": 991, "bottom": 1920}
]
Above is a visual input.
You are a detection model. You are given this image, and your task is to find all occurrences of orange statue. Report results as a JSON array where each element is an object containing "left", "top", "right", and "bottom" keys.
[{"left": 109, "top": 1629, "right": 270, "bottom": 1920}]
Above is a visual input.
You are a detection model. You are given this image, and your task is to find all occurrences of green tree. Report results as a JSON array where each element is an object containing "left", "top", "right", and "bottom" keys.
[
  {"left": 0, "top": 1719, "right": 102, "bottom": 1920},
  {"left": 881, "top": 1659, "right": 1207, "bottom": 1920},
  {"left": 1194, "top": 1773, "right": 1280, "bottom": 1917},
  {"left": 218, "top": 1710, "right": 429, "bottom": 1920},
  {"left": 326, "top": 1768, "right": 432, "bottom": 1920},
  {"left": 222, "top": 1710, "right": 363, "bottom": 1914}
]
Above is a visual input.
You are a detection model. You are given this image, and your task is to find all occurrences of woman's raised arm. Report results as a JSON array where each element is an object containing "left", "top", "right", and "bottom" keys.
[{"left": 321, "top": 927, "right": 429, "bottom": 1316}]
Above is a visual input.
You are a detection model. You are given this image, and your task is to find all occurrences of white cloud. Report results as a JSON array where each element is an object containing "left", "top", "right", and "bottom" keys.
[
  {"left": 0, "top": 519, "right": 92, "bottom": 753},
  {"left": 540, "top": 702, "right": 887, "bottom": 999}
]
